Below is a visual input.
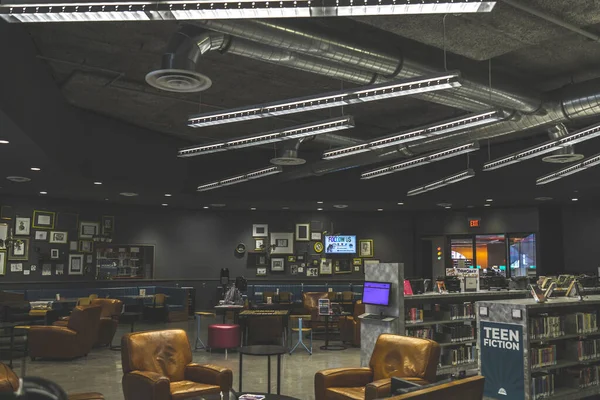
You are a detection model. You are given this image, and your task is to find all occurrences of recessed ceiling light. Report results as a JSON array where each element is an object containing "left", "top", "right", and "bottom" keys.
[
  {"left": 161, "top": 203, "right": 168, "bottom": 206},
  {"left": 164, "top": 194, "right": 172, "bottom": 197},
  {"left": 397, "top": 202, "right": 404, "bottom": 206},
  {"left": 94, "top": 181, "right": 102, "bottom": 185},
  {"left": 282, "top": 206, "right": 290, "bottom": 210},
  {"left": 250, "top": 207, "right": 256, "bottom": 210},
  {"left": 6, "top": 176, "right": 31, "bottom": 183},
  {"left": 535, "top": 196, "right": 553, "bottom": 201},
  {"left": 210, "top": 203, "right": 226, "bottom": 207},
  {"left": 572, "top": 198, "right": 579, "bottom": 202},
  {"left": 467, "top": 205, "right": 474, "bottom": 208},
  {"left": 317, "top": 201, "right": 324, "bottom": 204},
  {"left": 333, "top": 204, "right": 348, "bottom": 209},
  {"left": 484, "top": 204, "right": 491, "bottom": 207},
  {"left": 39, "top": 191, "right": 47, "bottom": 195},
  {"left": 377, "top": 208, "right": 383, "bottom": 211},
  {"left": 317, "top": 208, "right": 324, "bottom": 211},
  {"left": 119, "top": 192, "right": 138, "bottom": 197},
  {"left": 203, "top": 206, "right": 209, "bottom": 209},
  {"left": 486, "top": 199, "right": 493, "bottom": 202},
  {"left": 444, "top": 206, "right": 451, "bottom": 209},
  {"left": 30, "top": 167, "right": 41, "bottom": 171},
  {"left": 0, "top": 140, "right": 9, "bottom": 144},
  {"left": 104, "top": 198, "right": 109, "bottom": 201}
]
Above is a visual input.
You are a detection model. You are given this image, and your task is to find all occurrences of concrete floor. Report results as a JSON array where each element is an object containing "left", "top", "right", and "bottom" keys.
[{"left": 16, "top": 316, "right": 360, "bottom": 400}]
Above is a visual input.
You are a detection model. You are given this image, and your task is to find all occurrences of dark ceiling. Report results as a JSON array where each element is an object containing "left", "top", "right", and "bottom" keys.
[{"left": 2, "top": 0, "right": 600, "bottom": 211}]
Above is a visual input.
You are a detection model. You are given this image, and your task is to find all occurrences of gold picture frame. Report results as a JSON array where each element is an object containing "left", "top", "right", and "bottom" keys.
[
  {"left": 359, "top": 239, "right": 374, "bottom": 258},
  {"left": 79, "top": 240, "right": 94, "bottom": 253},
  {"left": 8, "top": 238, "right": 29, "bottom": 261},
  {"left": 32, "top": 210, "right": 56, "bottom": 229}
]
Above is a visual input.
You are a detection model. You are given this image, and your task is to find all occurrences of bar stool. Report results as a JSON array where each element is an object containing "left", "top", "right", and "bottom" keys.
[
  {"left": 194, "top": 311, "right": 216, "bottom": 350},
  {"left": 289, "top": 315, "right": 312, "bottom": 355}
]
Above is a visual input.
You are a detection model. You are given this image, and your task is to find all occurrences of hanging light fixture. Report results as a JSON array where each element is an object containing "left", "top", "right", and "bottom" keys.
[
  {"left": 0, "top": 1, "right": 496, "bottom": 23},
  {"left": 407, "top": 169, "right": 475, "bottom": 196},
  {"left": 197, "top": 166, "right": 283, "bottom": 192},
  {"left": 537, "top": 152, "right": 600, "bottom": 185}
]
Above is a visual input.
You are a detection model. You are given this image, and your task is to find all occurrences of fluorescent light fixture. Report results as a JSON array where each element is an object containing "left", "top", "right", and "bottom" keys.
[
  {"left": 572, "top": 198, "right": 579, "bottom": 202},
  {"left": 323, "top": 110, "right": 505, "bottom": 160},
  {"left": 179, "top": 116, "right": 354, "bottom": 158},
  {"left": 164, "top": 193, "right": 172, "bottom": 197},
  {"left": 317, "top": 208, "right": 324, "bottom": 211},
  {"left": 0, "top": 1, "right": 496, "bottom": 23},
  {"left": 162, "top": 203, "right": 168, "bottom": 206},
  {"left": 407, "top": 169, "right": 475, "bottom": 197},
  {"left": 484, "top": 122, "right": 600, "bottom": 171},
  {"left": 197, "top": 166, "right": 282, "bottom": 192},
  {"left": 188, "top": 73, "right": 460, "bottom": 128},
  {"left": 361, "top": 142, "right": 479, "bottom": 179},
  {"left": 30, "top": 167, "right": 41, "bottom": 171},
  {"left": 94, "top": 181, "right": 102, "bottom": 185},
  {"left": 537, "top": 152, "right": 600, "bottom": 185},
  {"left": 0, "top": 140, "right": 9, "bottom": 144},
  {"left": 39, "top": 191, "right": 47, "bottom": 195}
]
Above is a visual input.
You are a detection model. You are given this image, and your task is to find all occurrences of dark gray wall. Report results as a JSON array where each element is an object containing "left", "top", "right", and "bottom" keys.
[{"left": 562, "top": 205, "right": 598, "bottom": 274}]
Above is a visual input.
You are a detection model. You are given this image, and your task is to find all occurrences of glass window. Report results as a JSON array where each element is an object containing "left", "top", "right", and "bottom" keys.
[
  {"left": 509, "top": 234, "right": 537, "bottom": 278},
  {"left": 450, "top": 237, "right": 474, "bottom": 269},
  {"left": 475, "top": 234, "right": 507, "bottom": 277}
]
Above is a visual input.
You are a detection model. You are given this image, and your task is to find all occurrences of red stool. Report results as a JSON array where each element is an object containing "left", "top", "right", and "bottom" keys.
[{"left": 208, "top": 324, "right": 240, "bottom": 359}]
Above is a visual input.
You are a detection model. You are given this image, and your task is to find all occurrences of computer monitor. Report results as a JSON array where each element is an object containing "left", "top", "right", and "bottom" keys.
[{"left": 362, "top": 281, "right": 392, "bottom": 306}]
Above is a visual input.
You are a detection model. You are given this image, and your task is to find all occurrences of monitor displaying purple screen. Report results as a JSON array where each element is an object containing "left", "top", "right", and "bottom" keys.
[{"left": 362, "top": 281, "right": 392, "bottom": 306}]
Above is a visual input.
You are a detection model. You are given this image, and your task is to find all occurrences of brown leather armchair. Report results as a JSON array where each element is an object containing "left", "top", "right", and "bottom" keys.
[
  {"left": 29, "top": 306, "right": 102, "bottom": 360},
  {"left": 303, "top": 292, "right": 329, "bottom": 331},
  {"left": 388, "top": 376, "right": 485, "bottom": 400},
  {"left": 315, "top": 334, "right": 441, "bottom": 400},
  {"left": 121, "top": 329, "right": 233, "bottom": 400},
  {"left": 339, "top": 301, "right": 365, "bottom": 347}
]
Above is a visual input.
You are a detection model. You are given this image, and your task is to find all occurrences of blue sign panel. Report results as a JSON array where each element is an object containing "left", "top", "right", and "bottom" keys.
[{"left": 480, "top": 321, "right": 525, "bottom": 400}]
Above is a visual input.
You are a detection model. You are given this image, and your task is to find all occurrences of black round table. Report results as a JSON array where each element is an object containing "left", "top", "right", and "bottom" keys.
[
  {"left": 110, "top": 312, "right": 142, "bottom": 350},
  {"left": 199, "top": 392, "right": 300, "bottom": 400},
  {"left": 239, "top": 345, "right": 287, "bottom": 395},
  {"left": 320, "top": 312, "right": 350, "bottom": 351}
]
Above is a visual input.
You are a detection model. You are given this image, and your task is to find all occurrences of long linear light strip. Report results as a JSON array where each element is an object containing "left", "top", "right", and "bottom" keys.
[
  {"left": 0, "top": 1, "right": 496, "bottom": 23},
  {"left": 178, "top": 116, "right": 354, "bottom": 158},
  {"left": 407, "top": 169, "right": 475, "bottom": 197},
  {"left": 537, "top": 153, "right": 600, "bottom": 186},
  {"left": 483, "top": 122, "right": 600, "bottom": 171},
  {"left": 187, "top": 72, "right": 461, "bottom": 128},
  {"left": 323, "top": 109, "right": 505, "bottom": 160},
  {"left": 197, "top": 166, "right": 282, "bottom": 192},
  {"left": 361, "top": 142, "right": 479, "bottom": 180}
]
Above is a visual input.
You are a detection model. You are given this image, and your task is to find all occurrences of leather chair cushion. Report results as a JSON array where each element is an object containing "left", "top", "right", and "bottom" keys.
[
  {"left": 326, "top": 387, "right": 365, "bottom": 400},
  {"left": 170, "top": 381, "right": 220, "bottom": 400}
]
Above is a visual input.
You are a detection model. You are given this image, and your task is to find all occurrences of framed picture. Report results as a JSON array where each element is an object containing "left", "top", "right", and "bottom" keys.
[
  {"left": 0, "top": 206, "right": 13, "bottom": 221},
  {"left": 311, "top": 232, "right": 322, "bottom": 241},
  {"left": 0, "top": 252, "right": 5, "bottom": 275},
  {"left": 297, "top": 254, "right": 305, "bottom": 262},
  {"left": 270, "top": 232, "right": 294, "bottom": 254},
  {"left": 256, "top": 254, "right": 267, "bottom": 266},
  {"left": 298, "top": 266, "right": 304, "bottom": 273},
  {"left": 295, "top": 224, "right": 310, "bottom": 241},
  {"left": 49, "top": 231, "right": 68, "bottom": 244},
  {"left": 79, "top": 240, "right": 94, "bottom": 253},
  {"left": 9, "top": 238, "right": 29, "bottom": 261},
  {"left": 319, "top": 258, "right": 333, "bottom": 275},
  {"left": 35, "top": 231, "right": 48, "bottom": 241},
  {"left": 0, "top": 223, "right": 7, "bottom": 250},
  {"left": 252, "top": 224, "right": 268, "bottom": 238},
  {"left": 335, "top": 259, "right": 352, "bottom": 274},
  {"left": 255, "top": 238, "right": 265, "bottom": 251},
  {"left": 290, "top": 265, "right": 298, "bottom": 275},
  {"left": 86, "top": 255, "right": 93, "bottom": 263},
  {"left": 42, "top": 264, "right": 52, "bottom": 276},
  {"left": 313, "top": 242, "right": 324, "bottom": 254},
  {"left": 14, "top": 217, "right": 30, "bottom": 236},
  {"left": 256, "top": 267, "right": 267, "bottom": 277},
  {"left": 102, "top": 216, "right": 114, "bottom": 234},
  {"left": 306, "top": 267, "right": 318, "bottom": 277},
  {"left": 69, "top": 241, "right": 78, "bottom": 251},
  {"left": 51, "top": 249, "right": 60, "bottom": 259},
  {"left": 353, "top": 258, "right": 363, "bottom": 266},
  {"left": 56, "top": 264, "right": 64, "bottom": 275},
  {"left": 32, "top": 210, "right": 55, "bottom": 229},
  {"left": 271, "top": 257, "right": 285, "bottom": 272},
  {"left": 79, "top": 221, "right": 99, "bottom": 239},
  {"left": 10, "top": 263, "right": 23, "bottom": 272},
  {"left": 359, "top": 239, "right": 374, "bottom": 258},
  {"left": 287, "top": 255, "right": 296, "bottom": 262},
  {"left": 68, "top": 254, "right": 84, "bottom": 275}
]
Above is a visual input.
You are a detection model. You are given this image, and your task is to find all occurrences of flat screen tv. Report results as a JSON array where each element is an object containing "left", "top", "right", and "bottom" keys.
[
  {"left": 324, "top": 235, "right": 357, "bottom": 254},
  {"left": 362, "top": 281, "right": 392, "bottom": 306}
]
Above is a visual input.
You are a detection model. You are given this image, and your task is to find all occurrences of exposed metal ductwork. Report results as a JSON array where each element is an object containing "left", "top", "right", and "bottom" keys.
[
  {"left": 270, "top": 139, "right": 307, "bottom": 166},
  {"left": 542, "top": 123, "right": 584, "bottom": 164}
]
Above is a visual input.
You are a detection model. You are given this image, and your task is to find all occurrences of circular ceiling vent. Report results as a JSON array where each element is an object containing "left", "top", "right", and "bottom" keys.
[
  {"left": 145, "top": 69, "right": 212, "bottom": 93},
  {"left": 119, "top": 192, "right": 138, "bottom": 197},
  {"left": 6, "top": 176, "right": 31, "bottom": 183},
  {"left": 270, "top": 156, "right": 306, "bottom": 166},
  {"left": 542, "top": 153, "right": 584, "bottom": 163}
]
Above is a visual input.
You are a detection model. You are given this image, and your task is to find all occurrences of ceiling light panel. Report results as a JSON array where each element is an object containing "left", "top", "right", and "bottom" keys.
[
  {"left": 361, "top": 142, "right": 479, "bottom": 179},
  {"left": 188, "top": 73, "right": 460, "bottom": 128},
  {"left": 197, "top": 166, "right": 282, "bottom": 192},
  {"left": 483, "top": 122, "right": 600, "bottom": 171},
  {"left": 0, "top": 1, "right": 495, "bottom": 23},
  {"left": 323, "top": 110, "right": 504, "bottom": 160},
  {"left": 407, "top": 169, "right": 475, "bottom": 196},
  {"left": 179, "top": 116, "right": 353, "bottom": 158},
  {"left": 536, "top": 153, "right": 600, "bottom": 186}
]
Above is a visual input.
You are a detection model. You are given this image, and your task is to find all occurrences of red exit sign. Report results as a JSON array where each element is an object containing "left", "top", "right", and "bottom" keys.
[{"left": 469, "top": 218, "right": 481, "bottom": 228}]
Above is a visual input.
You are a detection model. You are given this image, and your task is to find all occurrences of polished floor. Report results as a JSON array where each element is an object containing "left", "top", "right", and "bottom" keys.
[{"left": 17, "top": 316, "right": 360, "bottom": 400}]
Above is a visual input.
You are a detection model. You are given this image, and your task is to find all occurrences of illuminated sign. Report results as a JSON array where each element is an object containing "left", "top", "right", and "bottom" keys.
[{"left": 469, "top": 218, "right": 481, "bottom": 228}]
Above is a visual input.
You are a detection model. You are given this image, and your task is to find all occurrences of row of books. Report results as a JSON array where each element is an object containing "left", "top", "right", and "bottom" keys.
[
  {"left": 566, "top": 339, "right": 600, "bottom": 362},
  {"left": 529, "top": 315, "right": 565, "bottom": 340},
  {"left": 446, "top": 302, "right": 475, "bottom": 320},
  {"left": 532, "top": 373, "right": 555, "bottom": 400},
  {"left": 568, "top": 312, "right": 598, "bottom": 334},
  {"left": 438, "top": 325, "right": 475, "bottom": 343},
  {"left": 564, "top": 365, "right": 599, "bottom": 389},
  {"left": 531, "top": 345, "right": 557, "bottom": 369},
  {"left": 405, "top": 327, "right": 434, "bottom": 340},
  {"left": 405, "top": 308, "right": 424, "bottom": 323},
  {"left": 440, "top": 345, "right": 476, "bottom": 366}
]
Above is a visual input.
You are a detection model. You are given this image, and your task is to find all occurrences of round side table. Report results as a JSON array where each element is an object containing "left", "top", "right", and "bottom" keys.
[{"left": 239, "top": 345, "right": 287, "bottom": 395}]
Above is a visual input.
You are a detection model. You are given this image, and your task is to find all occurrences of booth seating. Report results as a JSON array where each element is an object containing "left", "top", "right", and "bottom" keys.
[
  {"left": 29, "top": 306, "right": 102, "bottom": 360},
  {"left": 388, "top": 376, "right": 485, "bottom": 400},
  {"left": 208, "top": 324, "right": 240, "bottom": 359},
  {"left": 55, "top": 298, "right": 122, "bottom": 347},
  {"left": 249, "top": 283, "right": 363, "bottom": 306},
  {"left": 339, "top": 300, "right": 365, "bottom": 347},
  {"left": 0, "top": 361, "right": 105, "bottom": 399},
  {"left": 314, "top": 334, "right": 441, "bottom": 400},
  {"left": 121, "top": 329, "right": 233, "bottom": 400}
]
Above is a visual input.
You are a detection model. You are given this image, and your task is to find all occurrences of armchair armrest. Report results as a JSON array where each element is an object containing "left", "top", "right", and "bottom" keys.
[
  {"left": 185, "top": 363, "right": 233, "bottom": 392},
  {"left": 122, "top": 371, "right": 170, "bottom": 400},
  {"left": 315, "top": 367, "right": 373, "bottom": 400},
  {"left": 366, "top": 378, "right": 392, "bottom": 400}
]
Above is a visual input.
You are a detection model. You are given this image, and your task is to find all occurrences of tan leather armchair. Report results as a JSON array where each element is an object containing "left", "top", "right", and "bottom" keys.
[
  {"left": 339, "top": 301, "right": 365, "bottom": 347},
  {"left": 303, "top": 292, "right": 329, "bottom": 331},
  {"left": 121, "top": 329, "right": 233, "bottom": 400},
  {"left": 315, "top": 334, "right": 441, "bottom": 400},
  {"left": 388, "top": 376, "right": 485, "bottom": 400},
  {"left": 29, "top": 306, "right": 102, "bottom": 360}
]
